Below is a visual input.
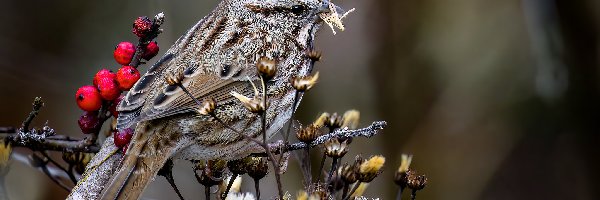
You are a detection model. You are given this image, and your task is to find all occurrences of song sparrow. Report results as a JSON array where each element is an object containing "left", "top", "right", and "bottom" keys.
[{"left": 99, "top": 0, "right": 351, "bottom": 199}]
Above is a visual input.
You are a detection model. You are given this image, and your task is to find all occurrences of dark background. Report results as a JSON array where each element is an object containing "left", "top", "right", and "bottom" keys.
[{"left": 1, "top": 0, "right": 599, "bottom": 199}]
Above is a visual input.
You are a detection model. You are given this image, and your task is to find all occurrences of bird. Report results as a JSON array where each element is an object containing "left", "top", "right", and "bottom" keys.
[{"left": 99, "top": 0, "right": 350, "bottom": 199}]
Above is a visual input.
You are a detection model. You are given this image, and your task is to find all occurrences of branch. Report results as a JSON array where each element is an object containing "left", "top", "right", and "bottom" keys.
[
  {"left": 0, "top": 132, "right": 100, "bottom": 153},
  {"left": 251, "top": 121, "right": 387, "bottom": 157},
  {"left": 0, "top": 97, "right": 101, "bottom": 153}
]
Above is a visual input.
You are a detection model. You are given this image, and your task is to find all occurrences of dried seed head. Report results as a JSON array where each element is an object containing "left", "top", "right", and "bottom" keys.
[
  {"left": 227, "top": 157, "right": 252, "bottom": 175},
  {"left": 165, "top": 70, "right": 184, "bottom": 86},
  {"left": 194, "top": 159, "right": 227, "bottom": 187},
  {"left": 342, "top": 110, "right": 360, "bottom": 129},
  {"left": 398, "top": 154, "right": 412, "bottom": 174},
  {"left": 394, "top": 154, "right": 413, "bottom": 187},
  {"left": 0, "top": 140, "right": 12, "bottom": 170},
  {"left": 297, "top": 190, "right": 308, "bottom": 200},
  {"left": 324, "top": 138, "right": 349, "bottom": 158},
  {"left": 296, "top": 124, "right": 321, "bottom": 144},
  {"left": 307, "top": 50, "right": 322, "bottom": 62},
  {"left": 312, "top": 112, "right": 330, "bottom": 128},
  {"left": 356, "top": 155, "right": 385, "bottom": 182},
  {"left": 231, "top": 91, "right": 267, "bottom": 113},
  {"left": 291, "top": 72, "right": 319, "bottom": 92},
  {"left": 197, "top": 98, "right": 216, "bottom": 116},
  {"left": 325, "top": 112, "right": 343, "bottom": 129},
  {"left": 256, "top": 57, "right": 277, "bottom": 81},
  {"left": 246, "top": 157, "right": 269, "bottom": 180},
  {"left": 340, "top": 163, "right": 357, "bottom": 184},
  {"left": 407, "top": 170, "right": 427, "bottom": 191}
]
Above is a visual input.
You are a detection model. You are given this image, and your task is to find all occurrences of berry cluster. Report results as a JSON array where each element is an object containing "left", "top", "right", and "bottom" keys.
[{"left": 75, "top": 14, "right": 163, "bottom": 151}]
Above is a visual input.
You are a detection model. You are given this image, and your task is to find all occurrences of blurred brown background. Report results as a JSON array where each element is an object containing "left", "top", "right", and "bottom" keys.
[{"left": 1, "top": 0, "right": 599, "bottom": 199}]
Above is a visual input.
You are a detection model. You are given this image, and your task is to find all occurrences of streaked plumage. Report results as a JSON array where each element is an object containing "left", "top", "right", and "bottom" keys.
[{"left": 97, "top": 0, "right": 348, "bottom": 199}]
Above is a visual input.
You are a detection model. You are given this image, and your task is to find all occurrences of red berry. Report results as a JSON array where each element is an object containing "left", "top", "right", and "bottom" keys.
[
  {"left": 96, "top": 77, "right": 121, "bottom": 100},
  {"left": 114, "top": 42, "right": 136, "bottom": 65},
  {"left": 110, "top": 95, "right": 124, "bottom": 118},
  {"left": 93, "top": 69, "right": 116, "bottom": 87},
  {"left": 76, "top": 85, "right": 102, "bottom": 111},
  {"left": 113, "top": 128, "right": 134, "bottom": 149},
  {"left": 132, "top": 16, "right": 153, "bottom": 38},
  {"left": 142, "top": 41, "right": 159, "bottom": 60},
  {"left": 116, "top": 66, "right": 141, "bottom": 91},
  {"left": 78, "top": 111, "right": 99, "bottom": 134}
]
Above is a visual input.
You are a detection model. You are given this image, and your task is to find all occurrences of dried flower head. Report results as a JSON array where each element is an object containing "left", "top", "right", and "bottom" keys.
[
  {"left": 342, "top": 110, "right": 360, "bottom": 129},
  {"left": 398, "top": 154, "right": 412, "bottom": 173},
  {"left": 246, "top": 157, "right": 269, "bottom": 180},
  {"left": 197, "top": 98, "right": 216, "bottom": 116},
  {"left": 324, "top": 138, "right": 349, "bottom": 158},
  {"left": 296, "top": 124, "right": 321, "bottom": 144},
  {"left": 407, "top": 170, "right": 427, "bottom": 190},
  {"left": 165, "top": 70, "right": 184, "bottom": 86},
  {"left": 307, "top": 50, "right": 322, "bottom": 62},
  {"left": 194, "top": 159, "right": 227, "bottom": 187},
  {"left": 325, "top": 112, "right": 343, "bottom": 129},
  {"left": 394, "top": 154, "right": 413, "bottom": 187},
  {"left": 0, "top": 140, "right": 11, "bottom": 170},
  {"left": 227, "top": 156, "right": 252, "bottom": 175},
  {"left": 313, "top": 112, "right": 330, "bottom": 128},
  {"left": 356, "top": 155, "right": 385, "bottom": 182},
  {"left": 256, "top": 57, "right": 277, "bottom": 81},
  {"left": 291, "top": 72, "right": 319, "bottom": 92},
  {"left": 231, "top": 91, "right": 267, "bottom": 113},
  {"left": 340, "top": 163, "right": 357, "bottom": 184}
]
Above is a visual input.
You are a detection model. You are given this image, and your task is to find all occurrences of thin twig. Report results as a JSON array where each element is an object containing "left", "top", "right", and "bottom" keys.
[
  {"left": 158, "top": 159, "right": 185, "bottom": 200},
  {"left": 343, "top": 182, "right": 361, "bottom": 200},
  {"left": 20, "top": 97, "right": 43, "bottom": 132},
  {"left": 254, "top": 178, "right": 261, "bottom": 200},
  {"left": 251, "top": 121, "right": 386, "bottom": 157},
  {"left": 411, "top": 189, "right": 417, "bottom": 200},
  {"left": 396, "top": 187, "right": 404, "bottom": 200},
  {"left": 221, "top": 173, "right": 238, "bottom": 199},
  {"left": 39, "top": 151, "right": 77, "bottom": 184},
  {"left": 327, "top": 157, "right": 338, "bottom": 185},
  {"left": 205, "top": 186, "right": 211, "bottom": 200},
  {"left": 0, "top": 127, "right": 15, "bottom": 133},
  {"left": 317, "top": 153, "right": 327, "bottom": 181}
]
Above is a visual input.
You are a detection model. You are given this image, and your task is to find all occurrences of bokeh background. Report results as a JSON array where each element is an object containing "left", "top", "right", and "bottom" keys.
[{"left": 1, "top": 0, "right": 599, "bottom": 199}]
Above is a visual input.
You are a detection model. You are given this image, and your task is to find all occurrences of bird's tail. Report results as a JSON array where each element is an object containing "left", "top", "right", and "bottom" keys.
[{"left": 100, "top": 121, "right": 183, "bottom": 200}]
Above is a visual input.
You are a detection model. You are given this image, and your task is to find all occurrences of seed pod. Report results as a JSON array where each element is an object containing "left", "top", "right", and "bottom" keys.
[
  {"left": 291, "top": 72, "right": 319, "bottom": 92},
  {"left": 246, "top": 157, "right": 269, "bottom": 180},
  {"left": 356, "top": 155, "right": 385, "bottom": 183},
  {"left": 296, "top": 124, "right": 321, "bottom": 144},
  {"left": 256, "top": 57, "right": 277, "bottom": 81},
  {"left": 324, "top": 138, "right": 349, "bottom": 158}
]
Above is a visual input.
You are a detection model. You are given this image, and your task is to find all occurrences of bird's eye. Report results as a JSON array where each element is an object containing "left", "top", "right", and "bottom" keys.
[{"left": 291, "top": 4, "right": 307, "bottom": 15}]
